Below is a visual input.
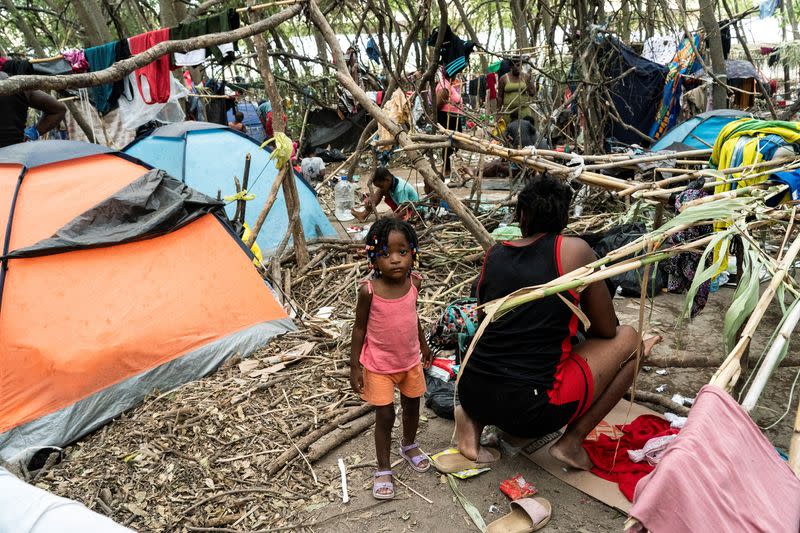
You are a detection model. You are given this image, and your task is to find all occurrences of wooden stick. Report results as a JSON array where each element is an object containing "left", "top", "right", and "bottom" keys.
[
  {"left": 245, "top": 165, "right": 287, "bottom": 248},
  {"left": 789, "top": 396, "right": 800, "bottom": 477},
  {"left": 584, "top": 149, "right": 711, "bottom": 171}
]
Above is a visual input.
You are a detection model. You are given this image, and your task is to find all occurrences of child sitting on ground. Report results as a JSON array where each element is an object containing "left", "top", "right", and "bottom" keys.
[
  {"left": 350, "top": 218, "right": 433, "bottom": 499},
  {"left": 351, "top": 167, "right": 421, "bottom": 222}
]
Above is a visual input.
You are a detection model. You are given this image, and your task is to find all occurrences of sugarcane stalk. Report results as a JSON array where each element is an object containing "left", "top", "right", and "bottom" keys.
[
  {"left": 741, "top": 299, "right": 800, "bottom": 411},
  {"left": 711, "top": 231, "right": 800, "bottom": 391}
]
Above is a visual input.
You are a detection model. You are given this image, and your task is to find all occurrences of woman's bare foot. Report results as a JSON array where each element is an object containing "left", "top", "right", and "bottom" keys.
[
  {"left": 454, "top": 405, "right": 499, "bottom": 463},
  {"left": 549, "top": 435, "right": 593, "bottom": 471}
]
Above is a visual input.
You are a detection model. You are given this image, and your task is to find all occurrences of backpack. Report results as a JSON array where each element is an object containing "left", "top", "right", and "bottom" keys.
[{"left": 428, "top": 297, "right": 479, "bottom": 361}]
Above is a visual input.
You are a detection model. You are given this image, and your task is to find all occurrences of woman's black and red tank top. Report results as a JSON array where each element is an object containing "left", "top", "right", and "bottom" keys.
[{"left": 467, "top": 233, "right": 582, "bottom": 389}]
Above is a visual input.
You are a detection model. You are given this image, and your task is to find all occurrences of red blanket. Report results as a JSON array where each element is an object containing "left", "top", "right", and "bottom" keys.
[{"left": 582, "top": 414, "right": 677, "bottom": 501}]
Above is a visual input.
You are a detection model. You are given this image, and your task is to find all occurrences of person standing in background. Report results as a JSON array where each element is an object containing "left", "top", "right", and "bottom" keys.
[
  {"left": 435, "top": 72, "right": 464, "bottom": 182},
  {"left": 0, "top": 72, "right": 66, "bottom": 148}
]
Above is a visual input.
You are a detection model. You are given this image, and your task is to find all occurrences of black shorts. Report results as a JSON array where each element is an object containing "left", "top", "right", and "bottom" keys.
[{"left": 457, "top": 362, "right": 592, "bottom": 439}]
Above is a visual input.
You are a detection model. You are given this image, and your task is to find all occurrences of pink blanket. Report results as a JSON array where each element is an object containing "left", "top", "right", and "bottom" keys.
[{"left": 627, "top": 385, "right": 800, "bottom": 532}]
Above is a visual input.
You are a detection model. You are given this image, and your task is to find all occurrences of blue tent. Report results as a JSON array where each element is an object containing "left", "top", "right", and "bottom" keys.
[
  {"left": 651, "top": 109, "right": 752, "bottom": 151},
  {"left": 228, "top": 101, "right": 266, "bottom": 143},
  {"left": 124, "top": 122, "right": 336, "bottom": 252}
]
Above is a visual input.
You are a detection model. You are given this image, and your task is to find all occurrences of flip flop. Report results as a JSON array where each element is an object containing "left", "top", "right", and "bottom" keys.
[
  {"left": 431, "top": 447, "right": 501, "bottom": 474},
  {"left": 372, "top": 470, "right": 395, "bottom": 500},
  {"left": 399, "top": 443, "right": 431, "bottom": 473},
  {"left": 486, "top": 497, "right": 552, "bottom": 533}
]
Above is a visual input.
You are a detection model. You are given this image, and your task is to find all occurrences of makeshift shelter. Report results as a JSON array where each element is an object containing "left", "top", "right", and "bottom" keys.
[
  {"left": 124, "top": 122, "right": 336, "bottom": 251},
  {"left": 0, "top": 140, "right": 294, "bottom": 462},
  {"left": 228, "top": 100, "right": 267, "bottom": 143},
  {"left": 650, "top": 109, "right": 752, "bottom": 151},
  {"left": 598, "top": 37, "right": 669, "bottom": 146},
  {"left": 724, "top": 60, "right": 770, "bottom": 108},
  {"left": 304, "top": 107, "right": 369, "bottom": 154}
]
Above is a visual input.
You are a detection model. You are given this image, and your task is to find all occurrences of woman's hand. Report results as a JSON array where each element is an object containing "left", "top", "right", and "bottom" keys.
[{"left": 350, "top": 366, "right": 364, "bottom": 394}]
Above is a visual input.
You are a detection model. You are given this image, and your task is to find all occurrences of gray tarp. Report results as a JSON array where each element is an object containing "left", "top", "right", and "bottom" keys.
[{"left": 6, "top": 169, "right": 223, "bottom": 259}]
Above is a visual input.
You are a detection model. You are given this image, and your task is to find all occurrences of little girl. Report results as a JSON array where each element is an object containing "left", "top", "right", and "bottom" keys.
[{"left": 350, "top": 217, "right": 433, "bottom": 500}]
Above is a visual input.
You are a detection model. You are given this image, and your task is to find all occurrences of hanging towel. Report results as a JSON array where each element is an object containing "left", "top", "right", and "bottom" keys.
[
  {"left": 85, "top": 39, "right": 131, "bottom": 114},
  {"left": 627, "top": 385, "right": 800, "bottom": 533},
  {"left": 172, "top": 9, "right": 240, "bottom": 65},
  {"left": 426, "top": 25, "right": 475, "bottom": 79},
  {"left": 366, "top": 37, "right": 380, "bottom": 63},
  {"left": 128, "top": 28, "right": 172, "bottom": 104}
]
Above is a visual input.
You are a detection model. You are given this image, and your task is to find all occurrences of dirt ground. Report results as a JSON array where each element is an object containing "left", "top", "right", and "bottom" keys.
[{"left": 290, "top": 289, "right": 799, "bottom": 532}]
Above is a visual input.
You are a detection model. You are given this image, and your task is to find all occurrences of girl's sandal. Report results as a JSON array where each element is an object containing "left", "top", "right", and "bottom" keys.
[
  {"left": 399, "top": 443, "right": 431, "bottom": 473},
  {"left": 372, "top": 470, "right": 395, "bottom": 500}
]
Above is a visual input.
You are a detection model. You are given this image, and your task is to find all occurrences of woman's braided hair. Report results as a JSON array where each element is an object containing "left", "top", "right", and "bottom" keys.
[
  {"left": 515, "top": 172, "right": 573, "bottom": 236},
  {"left": 364, "top": 217, "right": 419, "bottom": 277}
]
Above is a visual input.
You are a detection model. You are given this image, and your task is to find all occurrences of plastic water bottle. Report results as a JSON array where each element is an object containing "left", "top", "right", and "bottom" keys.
[{"left": 334, "top": 176, "right": 355, "bottom": 221}]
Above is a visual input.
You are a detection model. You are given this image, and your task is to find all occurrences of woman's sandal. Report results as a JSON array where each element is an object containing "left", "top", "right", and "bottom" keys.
[
  {"left": 372, "top": 470, "right": 395, "bottom": 500},
  {"left": 486, "top": 497, "right": 552, "bottom": 533},
  {"left": 398, "top": 443, "right": 431, "bottom": 473}
]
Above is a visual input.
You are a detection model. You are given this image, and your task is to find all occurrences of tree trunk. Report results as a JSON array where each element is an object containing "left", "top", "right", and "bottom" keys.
[
  {"left": 1, "top": 0, "right": 45, "bottom": 55},
  {"left": 158, "top": 0, "right": 186, "bottom": 27},
  {"left": 247, "top": 8, "right": 310, "bottom": 268},
  {"left": 73, "top": 0, "right": 114, "bottom": 46},
  {"left": 452, "top": 0, "right": 487, "bottom": 72},
  {"left": 645, "top": 0, "right": 656, "bottom": 39},
  {"left": 698, "top": 0, "right": 728, "bottom": 109},
  {"left": 308, "top": 0, "right": 494, "bottom": 251},
  {"left": 509, "top": 0, "right": 528, "bottom": 49}
]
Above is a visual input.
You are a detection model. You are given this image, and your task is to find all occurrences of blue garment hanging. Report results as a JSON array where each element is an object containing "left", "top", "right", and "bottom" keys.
[{"left": 366, "top": 37, "right": 381, "bottom": 64}]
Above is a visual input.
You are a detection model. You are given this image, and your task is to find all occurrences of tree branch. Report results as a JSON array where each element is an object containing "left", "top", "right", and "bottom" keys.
[{"left": 0, "top": 4, "right": 303, "bottom": 96}]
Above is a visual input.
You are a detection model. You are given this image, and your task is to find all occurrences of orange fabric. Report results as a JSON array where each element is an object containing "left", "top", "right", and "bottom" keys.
[
  {"left": 5, "top": 155, "right": 144, "bottom": 251},
  {"left": 360, "top": 364, "right": 426, "bottom": 406},
  {"left": 0, "top": 215, "right": 287, "bottom": 432},
  {"left": 0, "top": 164, "right": 19, "bottom": 246}
]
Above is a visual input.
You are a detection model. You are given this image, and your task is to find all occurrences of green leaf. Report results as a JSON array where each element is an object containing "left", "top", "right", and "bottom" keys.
[
  {"left": 723, "top": 247, "right": 761, "bottom": 352},
  {"left": 447, "top": 475, "right": 487, "bottom": 532},
  {"left": 680, "top": 230, "right": 734, "bottom": 320}
]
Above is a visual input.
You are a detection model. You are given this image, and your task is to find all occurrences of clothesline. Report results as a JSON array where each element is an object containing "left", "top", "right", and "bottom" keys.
[{"left": 235, "top": 0, "right": 300, "bottom": 14}]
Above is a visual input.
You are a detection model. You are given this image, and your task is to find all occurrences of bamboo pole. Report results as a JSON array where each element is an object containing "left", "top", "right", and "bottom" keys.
[
  {"left": 711, "top": 232, "right": 800, "bottom": 391},
  {"left": 236, "top": 0, "right": 299, "bottom": 13},
  {"left": 584, "top": 149, "right": 712, "bottom": 171},
  {"left": 741, "top": 300, "right": 800, "bottom": 411}
]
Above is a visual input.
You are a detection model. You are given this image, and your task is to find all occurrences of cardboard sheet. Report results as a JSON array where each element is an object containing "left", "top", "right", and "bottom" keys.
[{"left": 521, "top": 399, "right": 661, "bottom": 513}]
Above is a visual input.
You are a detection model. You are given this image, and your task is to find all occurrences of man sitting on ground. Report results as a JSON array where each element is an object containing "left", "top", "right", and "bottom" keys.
[{"left": 352, "top": 167, "right": 421, "bottom": 222}]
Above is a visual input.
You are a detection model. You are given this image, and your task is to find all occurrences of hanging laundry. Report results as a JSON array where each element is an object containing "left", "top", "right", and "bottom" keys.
[
  {"left": 31, "top": 58, "right": 73, "bottom": 76},
  {"left": 766, "top": 169, "right": 800, "bottom": 206},
  {"left": 486, "top": 72, "right": 497, "bottom": 100},
  {"left": 718, "top": 20, "right": 731, "bottom": 59},
  {"left": 172, "top": 9, "right": 240, "bottom": 66},
  {"left": 760, "top": 0, "right": 781, "bottom": 18},
  {"left": 2, "top": 59, "right": 34, "bottom": 76},
  {"left": 426, "top": 24, "right": 475, "bottom": 79},
  {"left": 61, "top": 49, "right": 89, "bottom": 73},
  {"left": 128, "top": 28, "right": 172, "bottom": 105},
  {"left": 85, "top": 39, "right": 131, "bottom": 114},
  {"left": 627, "top": 385, "right": 800, "bottom": 533},
  {"left": 366, "top": 37, "right": 380, "bottom": 64},
  {"left": 0, "top": 57, "right": 6, "bottom": 70},
  {"left": 582, "top": 415, "right": 678, "bottom": 502},
  {"left": 117, "top": 72, "right": 188, "bottom": 130},
  {"left": 173, "top": 49, "right": 206, "bottom": 67},
  {"left": 650, "top": 34, "right": 702, "bottom": 140},
  {"left": 642, "top": 35, "right": 678, "bottom": 65}
]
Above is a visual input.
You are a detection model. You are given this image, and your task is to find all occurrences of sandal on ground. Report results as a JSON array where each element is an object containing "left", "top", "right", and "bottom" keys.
[
  {"left": 399, "top": 443, "right": 431, "bottom": 473},
  {"left": 487, "top": 497, "right": 552, "bottom": 533},
  {"left": 431, "top": 447, "right": 501, "bottom": 474},
  {"left": 372, "top": 470, "right": 395, "bottom": 500}
]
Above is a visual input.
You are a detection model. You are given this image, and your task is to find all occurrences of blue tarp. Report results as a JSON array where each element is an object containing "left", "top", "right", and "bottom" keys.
[
  {"left": 227, "top": 101, "right": 266, "bottom": 143},
  {"left": 651, "top": 109, "right": 752, "bottom": 151},
  {"left": 124, "top": 123, "right": 336, "bottom": 252}
]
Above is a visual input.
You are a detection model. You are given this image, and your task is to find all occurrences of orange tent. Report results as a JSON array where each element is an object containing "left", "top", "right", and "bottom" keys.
[{"left": 0, "top": 141, "right": 293, "bottom": 462}]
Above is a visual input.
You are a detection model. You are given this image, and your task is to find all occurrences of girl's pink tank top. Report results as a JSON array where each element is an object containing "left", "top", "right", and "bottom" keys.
[{"left": 359, "top": 277, "right": 421, "bottom": 374}]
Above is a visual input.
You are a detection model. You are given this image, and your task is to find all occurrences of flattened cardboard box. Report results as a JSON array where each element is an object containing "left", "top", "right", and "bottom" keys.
[{"left": 522, "top": 399, "right": 661, "bottom": 513}]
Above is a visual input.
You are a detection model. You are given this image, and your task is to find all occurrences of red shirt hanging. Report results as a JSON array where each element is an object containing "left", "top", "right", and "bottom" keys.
[{"left": 128, "top": 28, "right": 172, "bottom": 104}]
